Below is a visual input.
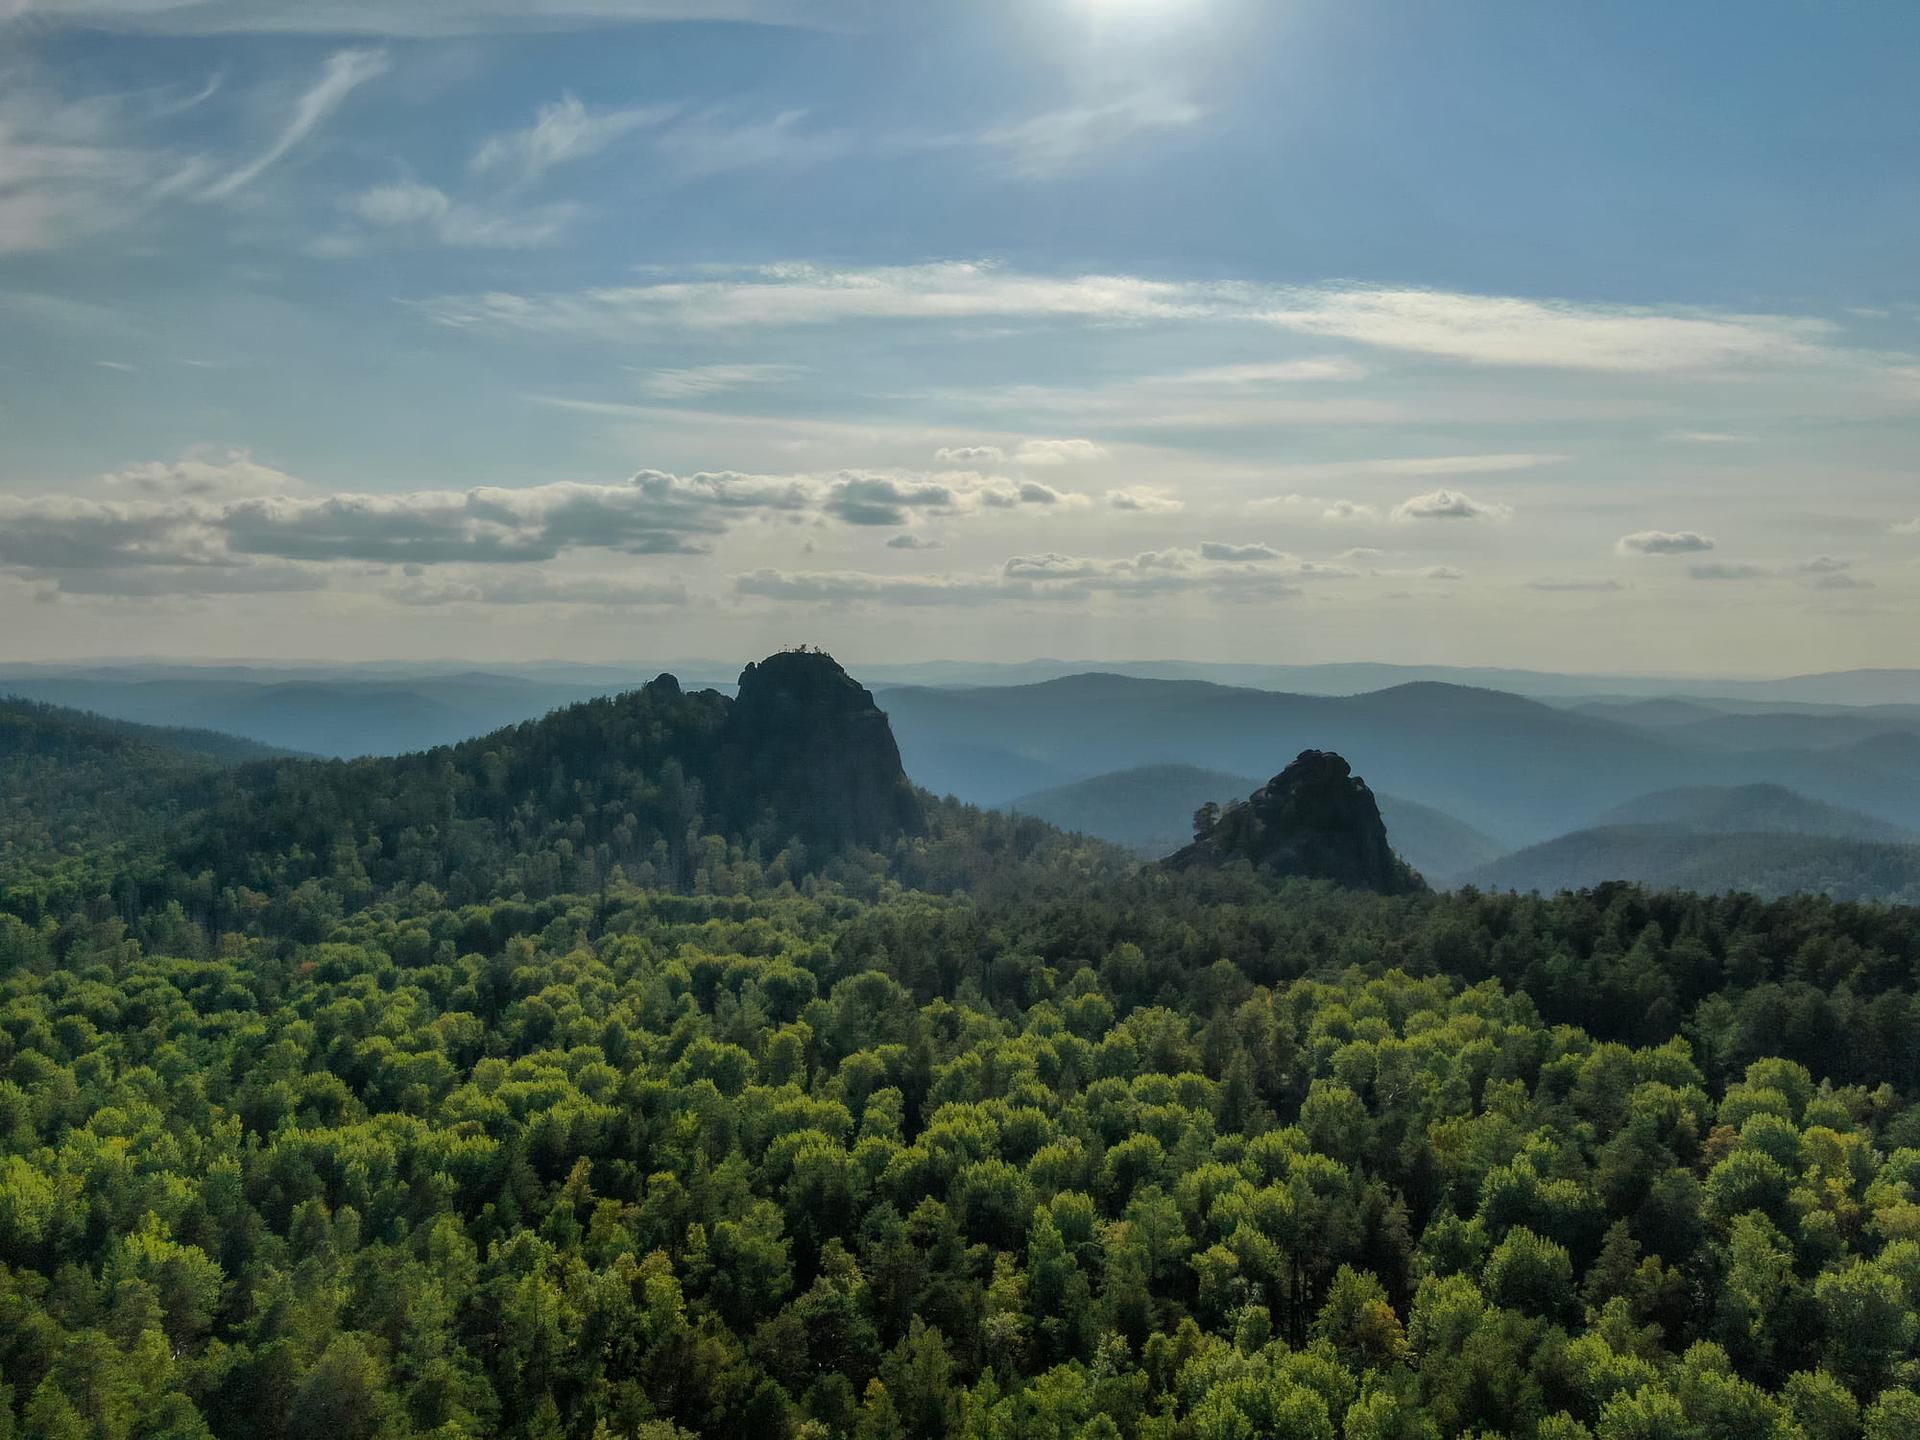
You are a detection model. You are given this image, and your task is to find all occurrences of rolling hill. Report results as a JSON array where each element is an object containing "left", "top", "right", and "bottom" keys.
[
  {"left": 1465, "top": 824, "right": 1920, "bottom": 904},
  {"left": 1590, "top": 783, "right": 1918, "bottom": 843}
]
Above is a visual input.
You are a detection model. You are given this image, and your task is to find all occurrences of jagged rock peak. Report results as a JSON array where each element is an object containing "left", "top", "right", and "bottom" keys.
[
  {"left": 1168, "top": 748, "right": 1424, "bottom": 893},
  {"left": 641, "top": 672, "right": 681, "bottom": 698},
  {"left": 717, "top": 649, "right": 927, "bottom": 849}
]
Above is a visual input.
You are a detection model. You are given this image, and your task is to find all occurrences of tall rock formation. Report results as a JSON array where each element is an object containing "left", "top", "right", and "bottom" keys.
[
  {"left": 1167, "top": 749, "right": 1424, "bottom": 893},
  {"left": 715, "top": 649, "right": 928, "bottom": 850}
]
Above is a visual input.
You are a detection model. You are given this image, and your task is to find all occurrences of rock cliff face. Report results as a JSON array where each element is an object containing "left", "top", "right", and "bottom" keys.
[
  {"left": 714, "top": 650, "right": 927, "bottom": 850},
  {"left": 1167, "top": 749, "right": 1424, "bottom": 893}
]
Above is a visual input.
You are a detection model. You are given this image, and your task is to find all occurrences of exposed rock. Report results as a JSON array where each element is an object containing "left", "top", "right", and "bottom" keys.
[
  {"left": 716, "top": 649, "right": 927, "bottom": 850},
  {"left": 1167, "top": 748, "right": 1424, "bottom": 893}
]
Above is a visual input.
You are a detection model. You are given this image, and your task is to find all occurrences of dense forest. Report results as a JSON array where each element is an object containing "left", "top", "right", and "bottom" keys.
[{"left": 5, "top": 657, "right": 1920, "bottom": 1439}]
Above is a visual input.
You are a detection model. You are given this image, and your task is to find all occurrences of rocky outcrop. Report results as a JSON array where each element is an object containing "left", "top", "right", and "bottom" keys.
[
  {"left": 714, "top": 649, "right": 927, "bottom": 851},
  {"left": 1167, "top": 749, "right": 1424, "bottom": 893}
]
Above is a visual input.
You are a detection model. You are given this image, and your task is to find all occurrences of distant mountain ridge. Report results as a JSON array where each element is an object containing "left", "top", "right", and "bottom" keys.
[{"left": 880, "top": 672, "right": 1920, "bottom": 845}]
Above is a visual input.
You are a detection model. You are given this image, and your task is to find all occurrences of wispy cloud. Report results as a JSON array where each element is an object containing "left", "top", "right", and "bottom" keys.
[
  {"left": 634, "top": 362, "right": 803, "bottom": 399},
  {"left": 201, "top": 48, "right": 388, "bottom": 200},
  {"left": 343, "top": 180, "right": 580, "bottom": 249},
  {"left": 413, "top": 265, "right": 1857, "bottom": 383},
  {"left": 0, "top": 74, "right": 209, "bottom": 251},
  {"left": 1526, "top": 577, "right": 1626, "bottom": 593},
  {"left": 415, "top": 261, "right": 1218, "bottom": 334},
  {"left": 654, "top": 108, "right": 854, "bottom": 176},
  {"left": 9, "top": 0, "right": 866, "bottom": 37},
  {"left": 982, "top": 93, "right": 1204, "bottom": 178},
  {"left": 471, "top": 93, "right": 676, "bottom": 184},
  {"left": 1258, "top": 287, "right": 1837, "bottom": 373}
]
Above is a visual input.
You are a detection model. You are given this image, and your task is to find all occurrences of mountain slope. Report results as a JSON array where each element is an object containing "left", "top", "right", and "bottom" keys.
[{"left": 1465, "top": 824, "right": 1920, "bottom": 903}]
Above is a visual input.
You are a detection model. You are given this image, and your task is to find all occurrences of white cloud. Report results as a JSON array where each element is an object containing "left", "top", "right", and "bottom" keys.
[
  {"left": 1669, "top": 431, "right": 1749, "bottom": 444},
  {"left": 101, "top": 447, "right": 304, "bottom": 498},
  {"left": 821, "top": 471, "right": 1083, "bottom": 525},
  {"left": 934, "top": 445, "right": 1005, "bottom": 465},
  {"left": 982, "top": 93, "right": 1204, "bottom": 178},
  {"left": 471, "top": 94, "right": 676, "bottom": 183},
  {"left": 1106, "top": 486, "right": 1183, "bottom": 513},
  {"left": 0, "top": 460, "right": 1091, "bottom": 599},
  {"left": 1390, "top": 489, "right": 1512, "bottom": 522},
  {"left": 1013, "top": 437, "right": 1107, "bottom": 466},
  {"left": 1618, "top": 529, "right": 1716, "bottom": 555},
  {"left": 200, "top": 48, "right": 388, "bottom": 200},
  {"left": 885, "top": 533, "right": 941, "bottom": 550}
]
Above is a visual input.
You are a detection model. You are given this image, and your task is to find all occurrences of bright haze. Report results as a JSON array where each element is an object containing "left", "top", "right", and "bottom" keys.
[{"left": 3, "top": 0, "right": 1917, "bottom": 673}]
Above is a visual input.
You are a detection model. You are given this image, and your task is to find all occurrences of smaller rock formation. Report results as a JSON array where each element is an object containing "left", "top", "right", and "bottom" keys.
[{"left": 1166, "top": 749, "right": 1424, "bottom": 893}]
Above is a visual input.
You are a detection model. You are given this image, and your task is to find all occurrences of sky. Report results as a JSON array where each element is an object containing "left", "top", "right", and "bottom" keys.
[{"left": 2, "top": 0, "right": 1919, "bottom": 674}]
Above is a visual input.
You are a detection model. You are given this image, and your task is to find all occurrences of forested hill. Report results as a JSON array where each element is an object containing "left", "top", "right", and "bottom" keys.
[
  {"left": 171, "top": 650, "right": 931, "bottom": 902},
  {"left": 1, "top": 697, "right": 295, "bottom": 863},
  {"left": 3, "top": 650, "right": 1009, "bottom": 921}
]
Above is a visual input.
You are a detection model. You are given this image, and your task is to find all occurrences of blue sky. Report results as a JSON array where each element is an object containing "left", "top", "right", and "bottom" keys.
[{"left": 3, "top": 0, "right": 1918, "bottom": 671}]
